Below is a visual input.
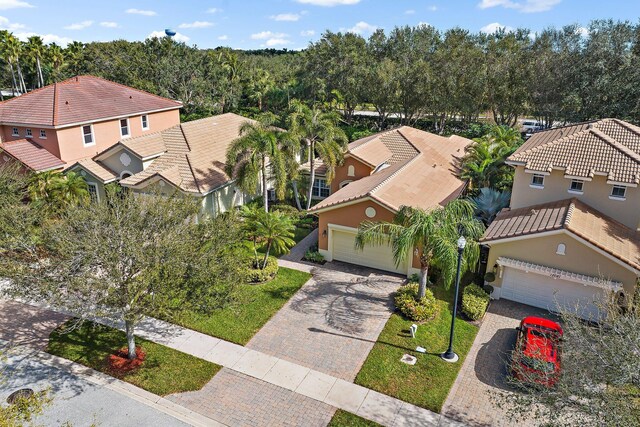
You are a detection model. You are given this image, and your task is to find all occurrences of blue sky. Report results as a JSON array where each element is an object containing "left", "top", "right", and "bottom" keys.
[{"left": 0, "top": 0, "right": 639, "bottom": 49}]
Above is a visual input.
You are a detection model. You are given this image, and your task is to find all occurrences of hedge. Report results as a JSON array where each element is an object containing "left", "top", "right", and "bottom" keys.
[
  {"left": 245, "top": 256, "right": 279, "bottom": 283},
  {"left": 394, "top": 283, "right": 438, "bottom": 322},
  {"left": 462, "top": 284, "right": 490, "bottom": 320}
]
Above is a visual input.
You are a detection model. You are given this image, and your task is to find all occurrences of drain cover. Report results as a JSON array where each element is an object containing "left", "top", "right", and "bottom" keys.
[
  {"left": 7, "top": 388, "right": 34, "bottom": 404},
  {"left": 400, "top": 354, "right": 417, "bottom": 365}
]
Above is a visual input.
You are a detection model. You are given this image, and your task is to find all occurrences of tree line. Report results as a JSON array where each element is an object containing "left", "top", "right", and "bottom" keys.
[{"left": 2, "top": 20, "right": 639, "bottom": 130}]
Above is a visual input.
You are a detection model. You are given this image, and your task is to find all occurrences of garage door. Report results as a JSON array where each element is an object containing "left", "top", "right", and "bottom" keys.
[
  {"left": 501, "top": 267, "right": 608, "bottom": 320},
  {"left": 331, "top": 229, "right": 405, "bottom": 274}
]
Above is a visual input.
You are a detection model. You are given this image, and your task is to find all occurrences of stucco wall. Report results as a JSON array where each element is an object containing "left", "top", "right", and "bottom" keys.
[
  {"left": 486, "top": 232, "right": 638, "bottom": 297},
  {"left": 330, "top": 156, "right": 372, "bottom": 194},
  {"left": 510, "top": 166, "right": 640, "bottom": 229},
  {"left": 100, "top": 147, "right": 143, "bottom": 178},
  {"left": 0, "top": 125, "right": 61, "bottom": 158},
  {"left": 203, "top": 182, "right": 245, "bottom": 216}
]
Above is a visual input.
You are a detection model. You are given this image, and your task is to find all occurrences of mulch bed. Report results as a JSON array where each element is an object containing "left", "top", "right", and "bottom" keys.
[{"left": 107, "top": 346, "right": 146, "bottom": 374}]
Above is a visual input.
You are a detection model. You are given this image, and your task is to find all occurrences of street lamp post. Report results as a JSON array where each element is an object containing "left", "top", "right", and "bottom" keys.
[{"left": 441, "top": 235, "right": 466, "bottom": 363}]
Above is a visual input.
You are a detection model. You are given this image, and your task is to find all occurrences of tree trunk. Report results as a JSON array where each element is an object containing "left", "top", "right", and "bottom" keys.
[
  {"left": 125, "top": 320, "right": 137, "bottom": 360},
  {"left": 292, "top": 180, "right": 302, "bottom": 211},
  {"left": 9, "top": 63, "right": 18, "bottom": 96},
  {"left": 418, "top": 263, "right": 429, "bottom": 300},
  {"left": 36, "top": 56, "right": 44, "bottom": 87},
  {"left": 262, "top": 156, "right": 269, "bottom": 212},
  {"left": 17, "top": 62, "right": 27, "bottom": 94},
  {"left": 306, "top": 141, "right": 315, "bottom": 210},
  {"left": 262, "top": 241, "right": 272, "bottom": 269}
]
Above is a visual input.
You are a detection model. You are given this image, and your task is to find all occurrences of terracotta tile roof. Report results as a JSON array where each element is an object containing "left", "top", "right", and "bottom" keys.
[
  {"left": 509, "top": 118, "right": 640, "bottom": 184},
  {"left": 0, "top": 75, "right": 182, "bottom": 127},
  {"left": 482, "top": 198, "right": 640, "bottom": 271},
  {"left": 300, "top": 159, "right": 328, "bottom": 176},
  {"left": 0, "top": 139, "right": 65, "bottom": 172},
  {"left": 309, "top": 127, "right": 471, "bottom": 213},
  {"left": 72, "top": 158, "right": 117, "bottom": 182},
  {"left": 95, "top": 129, "right": 169, "bottom": 161},
  {"left": 120, "top": 113, "right": 257, "bottom": 194},
  {"left": 348, "top": 127, "right": 419, "bottom": 167}
]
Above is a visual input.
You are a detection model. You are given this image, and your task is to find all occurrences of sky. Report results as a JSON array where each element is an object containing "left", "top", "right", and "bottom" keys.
[{"left": 0, "top": 0, "right": 639, "bottom": 49}]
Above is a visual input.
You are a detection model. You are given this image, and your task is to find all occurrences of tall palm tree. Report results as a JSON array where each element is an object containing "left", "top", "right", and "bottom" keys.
[
  {"left": 28, "top": 171, "right": 89, "bottom": 215},
  {"left": 356, "top": 200, "right": 485, "bottom": 299},
  {"left": 55, "top": 172, "right": 89, "bottom": 207},
  {"left": 47, "top": 43, "right": 65, "bottom": 82},
  {"left": 241, "top": 206, "right": 295, "bottom": 269},
  {"left": 2, "top": 33, "right": 25, "bottom": 94},
  {"left": 25, "top": 36, "right": 45, "bottom": 88},
  {"left": 64, "top": 41, "right": 85, "bottom": 75},
  {"left": 287, "top": 100, "right": 348, "bottom": 210},
  {"left": 225, "top": 114, "right": 289, "bottom": 212}
]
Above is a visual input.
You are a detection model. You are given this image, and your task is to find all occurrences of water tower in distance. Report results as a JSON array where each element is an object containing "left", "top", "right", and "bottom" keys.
[{"left": 165, "top": 28, "right": 176, "bottom": 37}]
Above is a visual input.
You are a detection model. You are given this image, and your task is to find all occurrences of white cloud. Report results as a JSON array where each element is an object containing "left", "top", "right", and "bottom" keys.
[
  {"left": 345, "top": 21, "right": 377, "bottom": 35},
  {"left": 0, "top": 15, "right": 26, "bottom": 31},
  {"left": 147, "top": 30, "right": 189, "bottom": 42},
  {"left": 0, "top": 0, "right": 34, "bottom": 10},
  {"left": 126, "top": 8, "right": 156, "bottom": 16},
  {"left": 218, "top": 35, "right": 229, "bottom": 40},
  {"left": 100, "top": 21, "right": 119, "bottom": 28},
  {"left": 178, "top": 21, "right": 213, "bottom": 29},
  {"left": 417, "top": 21, "right": 430, "bottom": 27},
  {"left": 405, "top": 9, "right": 415, "bottom": 14},
  {"left": 477, "top": 0, "right": 560, "bottom": 13},
  {"left": 300, "top": 30, "right": 315, "bottom": 36},
  {"left": 428, "top": 5, "right": 438, "bottom": 11},
  {"left": 63, "top": 20, "right": 93, "bottom": 30},
  {"left": 270, "top": 13, "right": 301, "bottom": 21},
  {"left": 265, "top": 38, "right": 291, "bottom": 47},
  {"left": 480, "top": 22, "right": 514, "bottom": 33},
  {"left": 206, "top": 7, "right": 221, "bottom": 13},
  {"left": 15, "top": 31, "right": 73, "bottom": 46},
  {"left": 251, "top": 31, "right": 287, "bottom": 40},
  {"left": 295, "top": 0, "right": 359, "bottom": 6}
]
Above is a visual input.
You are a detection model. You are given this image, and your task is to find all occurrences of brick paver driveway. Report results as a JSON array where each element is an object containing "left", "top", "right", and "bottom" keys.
[
  {"left": 0, "top": 299, "right": 68, "bottom": 350},
  {"left": 169, "top": 261, "right": 404, "bottom": 426},
  {"left": 441, "top": 299, "right": 557, "bottom": 427}
]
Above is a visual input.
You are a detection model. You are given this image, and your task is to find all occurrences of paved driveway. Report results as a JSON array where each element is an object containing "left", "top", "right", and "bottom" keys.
[
  {"left": 247, "top": 261, "right": 405, "bottom": 381},
  {"left": 441, "top": 299, "right": 557, "bottom": 427},
  {"left": 0, "top": 299, "right": 68, "bottom": 350}
]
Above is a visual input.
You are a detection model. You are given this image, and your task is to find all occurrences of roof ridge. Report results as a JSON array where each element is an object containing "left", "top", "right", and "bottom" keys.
[
  {"left": 394, "top": 127, "right": 422, "bottom": 155},
  {"left": 564, "top": 198, "right": 577, "bottom": 227},
  {"left": 179, "top": 124, "right": 192, "bottom": 152},
  {"left": 184, "top": 153, "right": 202, "bottom": 194},
  {"left": 510, "top": 126, "right": 599, "bottom": 163},
  {"left": 52, "top": 82, "right": 59, "bottom": 126},
  {"left": 351, "top": 127, "right": 399, "bottom": 152},
  {"left": 370, "top": 154, "right": 421, "bottom": 196},
  {"left": 610, "top": 118, "right": 640, "bottom": 141},
  {"left": 75, "top": 75, "right": 183, "bottom": 106},
  {"left": 590, "top": 127, "right": 640, "bottom": 165}
]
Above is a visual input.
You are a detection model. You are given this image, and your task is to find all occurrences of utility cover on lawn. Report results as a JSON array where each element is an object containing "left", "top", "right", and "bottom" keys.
[{"left": 400, "top": 354, "right": 417, "bottom": 365}]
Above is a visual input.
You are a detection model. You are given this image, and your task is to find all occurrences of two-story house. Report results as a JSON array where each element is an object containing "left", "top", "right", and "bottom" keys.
[
  {"left": 0, "top": 75, "right": 182, "bottom": 173},
  {"left": 308, "top": 126, "right": 472, "bottom": 276},
  {"left": 481, "top": 118, "right": 640, "bottom": 320}
]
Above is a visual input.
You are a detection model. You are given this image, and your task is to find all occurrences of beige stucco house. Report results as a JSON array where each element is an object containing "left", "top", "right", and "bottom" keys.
[
  {"left": 308, "top": 126, "right": 472, "bottom": 276},
  {"left": 482, "top": 118, "right": 640, "bottom": 320},
  {"left": 69, "top": 113, "right": 261, "bottom": 216},
  {"left": 0, "top": 75, "right": 182, "bottom": 178}
]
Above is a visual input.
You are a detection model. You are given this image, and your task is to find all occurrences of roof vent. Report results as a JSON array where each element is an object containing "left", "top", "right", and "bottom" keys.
[
  {"left": 433, "top": 163, "right": 437, "bottom": 168},
  {"left": 129, "top": 95, "right": 132, "bottom": 99},
  {"left": 65, "top": 101, "right": 69, "bottom": 105}
]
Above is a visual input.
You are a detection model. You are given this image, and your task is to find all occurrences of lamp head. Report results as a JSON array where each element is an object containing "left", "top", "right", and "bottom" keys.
[{"left": 457, "top": 236, "right": 467, "bottom": 250}]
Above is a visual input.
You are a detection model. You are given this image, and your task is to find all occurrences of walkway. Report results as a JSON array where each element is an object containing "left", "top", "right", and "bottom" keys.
[{"left": 441, "top": 300, "right": 554, "bottom": 426}]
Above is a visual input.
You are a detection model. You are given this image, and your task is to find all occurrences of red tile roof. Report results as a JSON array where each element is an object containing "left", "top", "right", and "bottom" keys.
[
  {"left": 0, "top": 75, "right": 182, "bottom": 127},
  {"left": 0, "top": 139, "right": 65, "bottom": 172},
  {"left": 482, "top": 198, "right": 640, "bottom": 270}
]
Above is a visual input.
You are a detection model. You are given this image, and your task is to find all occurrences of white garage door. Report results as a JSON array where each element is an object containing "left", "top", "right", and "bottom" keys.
[
  {"left": 501, "top": 267, "right": 608, "bottom": 320},
  {"left": 332, "top": 229, "right": 405, "bottom": 274}
]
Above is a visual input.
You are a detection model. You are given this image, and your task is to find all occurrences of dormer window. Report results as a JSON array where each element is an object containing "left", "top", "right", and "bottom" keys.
[
  {"left": 120, "top": 118, "right": 130, "bottom": 137},
  {"left": 12, "top": 127, "right": 19, "bottom": 137},
  {"left": 610, "top": 185, "right": 627, "bottom": 200},
  {"left": 530, "top": 174, "right": 545, "bottom": 188},
  {"left": 569, "top": 179, "right": 584, "bottom": 194}
]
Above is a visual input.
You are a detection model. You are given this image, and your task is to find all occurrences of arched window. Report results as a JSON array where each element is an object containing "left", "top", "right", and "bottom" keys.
[
  {"left": 339, "top": 180, "right": 352, "bottom": 189},
  {"left": 347, "top": 165, "right": 355, "bottom": 177},
  {"left": 120, "top": 171, "right": 133, "bottom": 180},
  {"left": 556, "top": 243, "right": 566, "bottom": 255}
]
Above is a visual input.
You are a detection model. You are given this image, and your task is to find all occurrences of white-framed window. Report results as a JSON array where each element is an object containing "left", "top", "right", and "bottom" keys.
[
  {"left": 39, "top": 129, "right": 47, "bottom": 139},
  {"left": 25, "top": 128, "right": 32, "bottom": 137},
  {"left": 120, "top": 118, "right": 130, "bottom": 137},
  {"left": 610, "top": 185, "right": 627, "bottom": 200},
  {"left": 569, "top": 179, "right": 584, "bottom": 193},
  {"left": 347, "top": 165, "right": 355, "bottom": 177},
  {"left": 556, "top": 243, "right": 566, "bottom": 255},
  {"left": 530, "top": 174, "right": 545, "bottom": 187},
  {"left": 12, "top": 127, "right": 19, "bottom": 137},
  {"left": 82, "top": 125, "right": 94, "bottom": 146},
  {"left": 312, "top": 178, "right": 330, "bottom": 198},
  {"left": 87, "top": 182, "right": 99, "bottom": 203},
  {"left": 141, "top": 114, "right": 149, "bottom": 130}
]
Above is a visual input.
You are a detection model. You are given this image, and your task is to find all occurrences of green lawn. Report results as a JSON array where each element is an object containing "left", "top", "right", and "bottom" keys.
[
  {"left": 175, "top": 267, "right": 312, "bottom": 345},
  {"left": 328, "top": 410, "right": 381, "bottom": 426},
  {"left": 47, "top": 320, "right": 220, "bottom": 396},
  {"left": 355, "top": 285, "right": 479, "bottom": 413}
]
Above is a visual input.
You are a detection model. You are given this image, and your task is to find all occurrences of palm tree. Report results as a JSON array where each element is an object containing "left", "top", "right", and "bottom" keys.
[
  {"left": 2, "top": 32, "right": 26, "bottom": 94},
  {"left": 28, "top": 171, "right": 89, "bottom": 215},
  {"left": 356, "top": 200, "right": 485, "bottom": 299},
  {"left": 225, "top": 114, "right": 289, "bottom": 212},
  {"left": 472, "top": 187, "right": 511, "bottom": 225},
  {"left": 25, "top": 36, "right": 45, "bottom": 88},
  {"left": 287, "top": 100, "right": 348, "bottom": 210},
  {"left": 241, "top": 206, "right": 295, "bottom": 269},
  {"left": 55, "top": 172, "right": 89, "bottom": 207},
  {"left": 47, "top": 43, "right": 65, "bottom": 82},
  {"left": 28, "top": 170, "right": 64, "bottom": 202},
  {"left": 64, "top": 41, "right": 85, "bottom": 75}
]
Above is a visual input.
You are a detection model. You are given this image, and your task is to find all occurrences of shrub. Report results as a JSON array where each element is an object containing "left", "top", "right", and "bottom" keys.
[
  {"left": 303, "top": 249, "right": 325, "bottom": 264},
  {"left": 394, "top": 283, "right": 438, "bottom": 322},
  {"left": 462, "top": 284, "right": 490, "bottom": 320},
  {"left": 245, "top": 256, "right": 279, "bottom": 283}
]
